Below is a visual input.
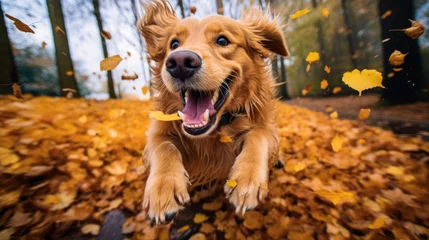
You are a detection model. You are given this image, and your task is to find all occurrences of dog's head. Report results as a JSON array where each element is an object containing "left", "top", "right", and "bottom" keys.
[{"left": 139, "top": 0, "right": 288, "bottom": 138}]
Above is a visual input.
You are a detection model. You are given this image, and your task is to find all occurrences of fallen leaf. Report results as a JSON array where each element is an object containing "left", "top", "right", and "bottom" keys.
[
  {"left": 189, "top": 233, "right": 206, "bottom": 240},
  {"left": 342, "top": 69, "right": 384, "bottom": 96},
  {"left": 202, "top": 200, "right": 223, "bottom": 211},
  {"left": 141, "top": 86, "right": 150, "bottom": 95},
  {"left": 285, "top": 161, "right": 306, "bottom": 173},
  {"left": 331, "top": 134, "right": 343, "bottom": 152},
  {"left": 315, "top": 189, "right": 355, "bottom": 205},
  {"left": 55, "top": 26, "right": 65, "bottom": 34},
  {"left": 368, "top": 217, "right": 386, "bottom": 229},
  {"left": 290, "top": 9, "right": 311, "bottom": 19},
  {"left": 0, "top": 228, "right": 15, "bottom": 240},
  {"left": 44, "top": 191, "right": 76, "bottom": 210},
  {"left": 101, "top": 30, "right": 111, "bottom": 39},
  {"left": 330, "top": 111, "right": 338, "bottom": 119},
  {"left": 288, "top": 231, "right": 313, "bottom": 240},
  {"left": 5, "top": 14, "right": 35, "bottom": 33},
  {"left": 0, "top": 148, "right": 19, "bottom": 165},
  {"left": 122, "top": 217, "right": 135, "bottom": 234},
  {"left": 66, "top": 71, "right": 73, "bottom": 76},
  {"left": 332, "top": 87, "right": 342, "bottom": 94},
  {"left": 389, "top": 50, "right": 407, "bottom": 66},
  {"left": 177, "top": 225, "right": 190, "bottom": 233},
  {"left": 121, "top": 73, "right": 138, "bottom": 81},
  {"left": 404, "top": 19, "right": 425, "bottom": 39},
  {"left": 12, "top": 83, "right": 23, "bottom": 100},
  {"left": 8, "top": 211, "right": 31, "bottom": 227},
  {"left": 243, "top": 211, "right": 264, "bottom": 229},
  {"left": 200, "top": 223, "right": 215, "bottom": 234},
  {"left": 0, "top": 188, "right": 23, "bottom": 208},
  {"left": 190, "top": 6, "right": 197, "bottom": 14},
  {"left": 81, "top": 224, "right": 100, "bottom": 235},
  {"left": 381, "top": 10, "right": 392, "bottom": 19},
  {"left": 385, "top": 166, "right": 404, "bottom": 177},
  {"left": 105, "top": 161, "right": 128, "bottom": 175},
  {"left": 322, "top": 8, "right": 329, "bottom": 18},
  {"left": 193, "top": 213, "right": 209, "bottom": 224},
  {"left": 100, "top": 55, "right": 123, "bottom": 71},
  {"left": 358, "top": 108, "right": 371, "bottom": 120},
  {"left": 320, "top": 79, "right": 328, "bottom": 90},
  {"left": 226, "top": 179, "right": 237, "bottom": 188},
  {"left": 148, "top": 111, "right": 181, "bottom": 121},
  {"left": 324, "top": 65, "right": 331, "bottom": 73}
]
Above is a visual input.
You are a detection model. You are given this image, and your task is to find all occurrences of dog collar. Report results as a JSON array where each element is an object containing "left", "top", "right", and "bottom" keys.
[{"left": 217, "top": 108, "right": 246, "bottom": 127}]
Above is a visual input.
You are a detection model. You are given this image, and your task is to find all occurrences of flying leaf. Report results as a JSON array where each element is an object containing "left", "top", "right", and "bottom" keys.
[
  {"left": 55, "top": 26, "right": 65, "bottom": 34},
  {"left": 226, "top": 179, "right": 237, "bottom": 188},
  {"left": 66, "top": 71, "right": 73, "bottom": 76},
  {"left": 101, "top": 30, "right": 111, "bottom": 40},
  {"left": 332, "top": 87, "right": 342, "bottom": 94},
  {"left": 12, "top": 83, "right": 23, "bottom": 100},
  {"left": 41, "top": 41, "right": 47, "bottom": 49},
  {"left": 404, "top": 19, "right": 425, "bottom": 39},
  {"left": 141, "top": 86, "right": 150, "bottom": 95},
  {"left": 100, "top": 55, "right": 123, "bottom": 71},
  {"left": 306, "top": 64, "right": 311, "bottom": 72},
  {"left": 193, "top": 213, "right": 209, "bottom": 224},
  {"left": 358, "top": 108, "right": 371, "bottom": 120},
  {"left": 81, "top": 224, "right": 100, "bottom": 235},
  {"left": 190, "top": 6, "right": 197, "bottom": 14},
  {"left": 302, "top": 84, "right": 312, "bottom": 96},
  {"left": 320, "top": 79, "right": 328, "bottom": 90},
  {"left": 342, "top": 69, "right": 384, "bottom": 96},
  {"left": 306, "top": 52, "right": 320, "bottom": 64},
  {"left": 315, "top": 189, "right": 355, "bottom": 205},
  {"left": 324, "top": 65, "right": 331, "bottom": 73},
  {"left": 290, "top": 9, "right": 311, "bottom": 19},
  {"left": 148, "top": 111, "right": 181, "bottom": 121},
  {"left": 331, "top": 134, "right": 343, "bottom": 152},
  {"left": 121, "top": 73, "right": 138, "bottom": 81},
  {"left": 5, "top": 14, "right": 35, "bottom": 33},
  {"left": 368, "top": 217, "right": 386, "bottom": 229},
  {"left": 389, "top": 50, "right": 407, "bottom": 66},
  {"left": 392, "top": 67, "right": 403, "bottom": 72},
  {"left": 322, "top": 8, "right": 329, "bottom": 18},
  {"left": 330, "top": 111, "right": 338, "bottom": 119},
  {"left": 381, "top": 10, "right": 392, "bottom": 19}
]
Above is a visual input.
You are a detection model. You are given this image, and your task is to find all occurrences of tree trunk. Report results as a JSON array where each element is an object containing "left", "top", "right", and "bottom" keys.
[
  {"left": 341, "top": 0, "right": 358, "bottom": 69},
  {"left": 130, "top": 0, "right": 150, "bottom": 82},
  {"left": 279, "top": 57, "right": 289, "bottom": 99},
  {"left": 216, "top": 0, "right": 223, "bottom": 15},
  {"left": 93, "top": 0, "right": 116, "bottom": 99},
  {"left": 378, "top": 0, "right": 425, "bottom": 104},
  {"left": 0, "top": 3, "right": 18, "bottom": 95},
  {"left": 177, "top": 0, "right": 186, "bottom": 18},
  {"left": 311, "top": 0, "right": 327, "bottom": 66},
  {"left": 46, "top": 0, "right": 80, "bottom": 97}
]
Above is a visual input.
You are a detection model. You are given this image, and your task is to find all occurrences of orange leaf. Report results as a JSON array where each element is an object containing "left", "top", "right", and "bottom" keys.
[
  {"left": 358, "top": 108, "right": 371, "bottom": 120},
  {"left": 381, "top": 10, "right": 392, "bottom": 19},
  {"left": 141, "top": 86, "right": 150, "bottom": 95},
  {"left": 66, "top": 71, "right": 73, "bottom": 76},
  {"left": 315, "top": 189, "right": 355, "bottom": 205},
  {"left": 101, "top": 30, "right": 111, "bottom": 40},
  {"left": 331, "top": 134, "right": 343, "bottom": 152},
  {"left": 322, "top": 8, "right": 329, "bottom": 18},
  {"left": 100, "top": 55, "right": 123, "bottom": 71},
  {"left": 368, "top": 217, "right": 386, "bottom": 229},
  {"left": 302, "top": 84, "right": 312, "bottom": 96},
  {"left": 226, "top": 179, "right": 237, "bottom": 188},
  {"left": 219, "top": 134, "right": 232, "bottom": 143},
  {"left": 5, "top": 14, "right": 35, "bottom": 33},
  {"left": 290, "top": 9, "right": 311, "bottom": 19},
  {"left": 332, "top": 87, "right": 342, "bottom": 94},
  {"left": 330, "top": 111, "right": 338, "bottom": 119},
  {"left": 12, "top": 83, "right": 23, "bottom": 100},
  {"left": 324, "top": 65, "right": 331, "bottom": 73},
  {"left": 404, "top": 19, "right": 425, "bottom": 39},
  {"left": 193, "top": 213, "right": 209, "bottom": 224},
  {"left": 389, "top": 50, "right": 407, "bottom": 66},
  {"left": 55, "top": 26, "right": 65, "bottom": 34},
  {"left": 148, "top": 111, "right": 181, "bottom": 121},
  {"left": 320, "top": 79, "right": 328, "bottom": 90}
]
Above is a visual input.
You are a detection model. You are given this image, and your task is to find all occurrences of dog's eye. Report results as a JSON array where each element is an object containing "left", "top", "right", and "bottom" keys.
[
  {"left": 170, "top": 40, "right": 179, "bottom": 50},
  {"left": 216, "top": 36, "right": 229, "bottom": 46}
]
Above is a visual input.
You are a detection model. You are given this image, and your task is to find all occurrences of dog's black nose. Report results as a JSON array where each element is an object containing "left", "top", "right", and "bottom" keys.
[{"left": 166, "top": 51, "right": 201, "bottom": 81}]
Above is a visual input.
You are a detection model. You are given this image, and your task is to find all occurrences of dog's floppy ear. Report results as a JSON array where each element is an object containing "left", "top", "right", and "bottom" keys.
[
  {"left": 240, "top": 8, "right": 289, "bottom": 57},
  {"left": 138, "top": 0, "right": 178, "bottom": 61}
]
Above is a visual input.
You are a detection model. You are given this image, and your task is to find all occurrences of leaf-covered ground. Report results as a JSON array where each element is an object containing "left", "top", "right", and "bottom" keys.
[{"left": 0, "top": 95, "right": 428, "bottom": 240}]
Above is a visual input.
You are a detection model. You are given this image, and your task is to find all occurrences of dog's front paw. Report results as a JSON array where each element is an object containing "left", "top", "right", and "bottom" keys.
[
  {"left": 142, "top": 172, "right": 190, "bottom": 225},
  {"left": 224, "top": 168, "right": 268, "bottom": 215}
]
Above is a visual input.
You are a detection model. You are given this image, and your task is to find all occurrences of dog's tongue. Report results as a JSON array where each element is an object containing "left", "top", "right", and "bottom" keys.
[{"left": 182, "top": 91, "right": 213, "bottom": 124}]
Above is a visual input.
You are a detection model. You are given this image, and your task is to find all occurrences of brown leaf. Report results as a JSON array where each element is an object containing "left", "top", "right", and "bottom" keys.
[
  {"left": 41, "top": 41, "right": 47, "bottom": 49},
  {"left": 8, "top": 211, "right": 32, "bottom": 227},
  {"left": 12, "top": 83, "right": 23, "bottom": 99},
  {"left": 190, "top": 6, "right": 197, "bottom": 14},
  {"left": 404, "top": 19, "right": 425, "bottom": 39},
  {"left": 100, "top": 55, "right": 123, "bottom": 71},
  {"left": 81, "top": 224, "right": 100, "bottom": 235},
  {"left": 101, "top": 30, "right": 112, "bottom": 40},
  {"left": 55, "top": 26, "right": 65, "bottom": 34},
  {"left": 121, "top": 73, "right": 138, "bottom": 81},
  {"left": 389, "top": 50, "right": 407, "bottom": 66},
  {"left": 5, "top": 14, "right": 35, "bottom": 33}
]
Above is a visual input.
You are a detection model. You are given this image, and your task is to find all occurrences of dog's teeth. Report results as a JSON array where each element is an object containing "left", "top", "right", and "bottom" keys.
[
  {"left": 198, "top": 124, "right": 203, "bottom": 128},
  {"left": 203, "top": 109, "right": 209, "bottom": 122},
  {"left": 185, "top": 97, "right": 188, "bottom": 102},
  {"left": 213, "top": 91, "right": 219, "bottom": 103},
  {"left": 202, "top": 120, "right": 207, "bottom": 126},
  {"left": 185, "top": 91, "right": 188, "bottom": 97},
  {"left": 178, "top": 111, "right": 185, "bottom": 121}
]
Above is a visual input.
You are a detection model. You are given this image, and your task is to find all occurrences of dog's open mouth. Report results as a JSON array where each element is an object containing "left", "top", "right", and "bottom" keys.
[{"left": 178, "top": 77, "right": 230, "bottom": 136}]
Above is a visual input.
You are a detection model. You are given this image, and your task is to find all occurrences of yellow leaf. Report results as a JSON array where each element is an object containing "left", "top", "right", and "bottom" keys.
[
  {"left": 332, "top": 87, "right": 342, "bottom": 94},
  {"left": 302, "top": 84, "right": 312, "bottom": 96},
  {"left": 219, "top": 134, "right": 232, "bottom": 143},
  {"left": 177, "top": 225, "right": 190, "bottom": 233},
  {"left": 306, "top": 64, "right": 311, "bottom": 72},
  {"left": 324, "top": 65, "right": 331, "bottom": 73},
  {"left": 193, "top": 213, "right": 208, "bottom": 224},
  {"left": 315, "top": 189, "right": 355, "bottom": 205},
  {"left": 342, "top": 69, "right": 384, "bottom": 96},
  {"left": 82, "top": 224, "right": 100, "bottom": 235},
  {"left": 5, "top": 14, "right": 35, "bottom": 34},
  {"left": 290, "top": 9, "right": 311, "bottom": 19},
  {"left": 320, "top": 79, "right": 328, "bottom": 90},
  {"left": 66, "top": 71, "right": 73, "bottom": 76},
  {"left": 148, "top": 111, "right": 181, "bottom": 121},
  {"left": 404, "top": 19, "right": 425, "bottom": 39},
  {"left": 285, "top": 161, "right": 306, "bottom": 173},
  {"left": 331, "top": 134, "right": 343, "bottom": 152},
  {"left": 330, "top": 111, "right": 338, "bottom": 119},
  {"left": 141, "top": 86, "right": 150, "bottom": 95},
  {"left": 359, "top": 108, "right": 371, "bottom": 120},
  {"left": 389, "top": 50, "right": 407, "bottom": 66},
  {"left": 381, "top": 10, "right": 392, "bottom": 19},
  {"left": 226, "top": 179, "right": 237, "bottom": 188},
  {"left": 368, "top": 217, "right": 386, "bottom": 229},
  {"left": 357, "top": 139, "right": 366, "bottom": 144},
  {"left": 100, "top": 55, "right": 123, "bottom": 71},
  {"left": 306, "top": 52, "right": 320, "bottom": 64},
  {"left": 322, "top": 8, "right": 329, "bottom": 18},
  {"left": 385, "top": 166, "right": 404, "bottom": 177}
]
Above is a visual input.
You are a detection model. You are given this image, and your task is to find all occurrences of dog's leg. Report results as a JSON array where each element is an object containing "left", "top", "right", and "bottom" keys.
[
  {"left": 142, "top": 134, "right": 190, "bottom": 225},
  {"left": 224, "top": 128, "right": 276, "bottom": 215}
]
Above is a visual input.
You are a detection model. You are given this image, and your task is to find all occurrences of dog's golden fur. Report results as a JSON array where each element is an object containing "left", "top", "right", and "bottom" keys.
[{"left": 139, "top": 0, "right": 289, "bottom": 224}]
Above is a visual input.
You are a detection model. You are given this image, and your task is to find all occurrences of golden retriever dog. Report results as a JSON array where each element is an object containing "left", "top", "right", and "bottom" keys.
[{"left": 139, "top": 0, "right": 289, "bottom": 224}]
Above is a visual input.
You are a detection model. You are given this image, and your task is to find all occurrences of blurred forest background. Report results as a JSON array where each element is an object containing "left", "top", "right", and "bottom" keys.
[{"left": 0, "top": 0, "right": 428, "bottom": 103}]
